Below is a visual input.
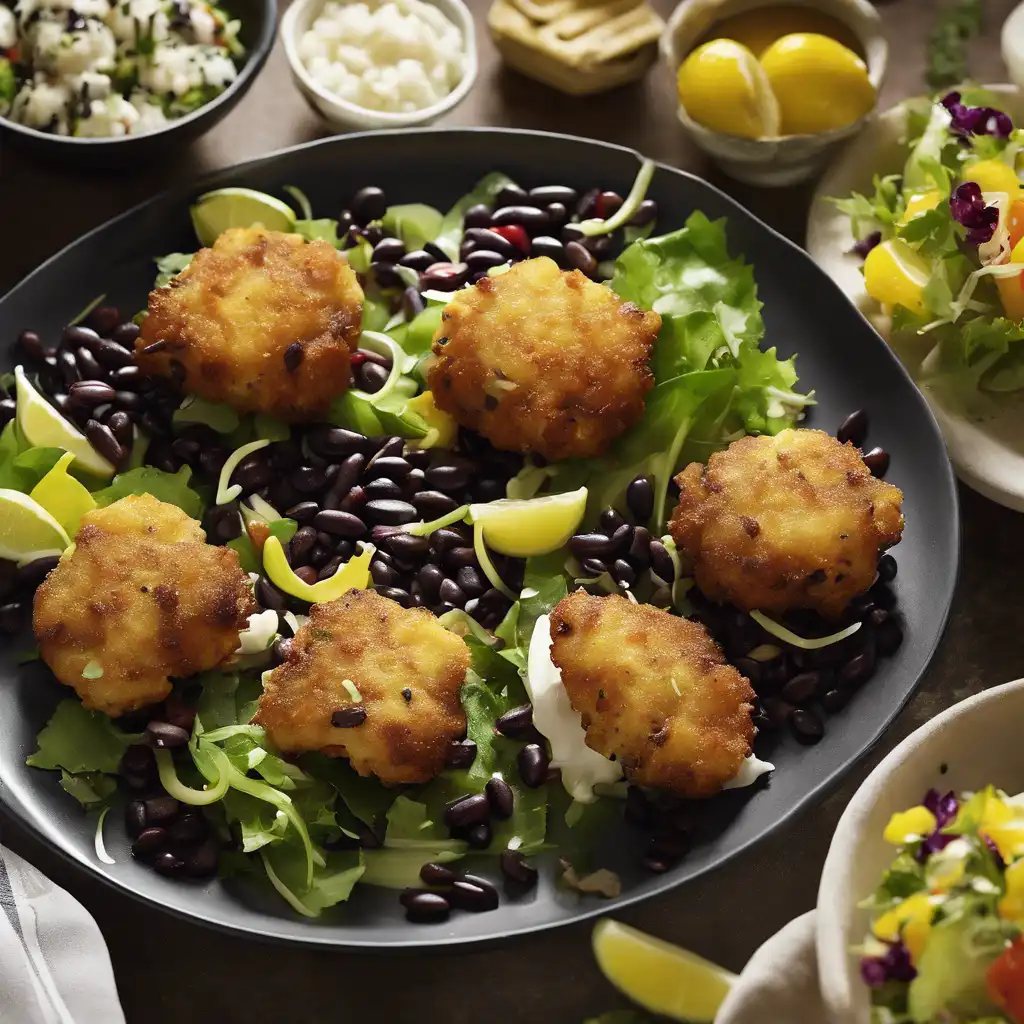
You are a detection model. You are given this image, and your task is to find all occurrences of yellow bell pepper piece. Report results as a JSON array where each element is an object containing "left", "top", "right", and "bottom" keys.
[
  {"left": 405, "top": 391, "right": 458, "bottom": 450},
  {"left": 872, "top": 892, "right": 934, "bottom": 963},
  {"left": 899, "top": 190, "right": 942, "bottom": 225},
  {"left": 1000, "top": 859, "right": 1024, "bottom": 923},
  {"left": 996, "top": 237, "right": 1024, "bottom": 321},
  {"left": 883, "top": 806, "right": 937, "bottom": 845},
  {"left": 29, "top": 451, "right": 97, "bottom": 537},
  {"left": 965, "top": 159, "right": 1022, "bottom": 196},
  {"left": 262, "top": 535, "right": 372, "bottom": 603}
]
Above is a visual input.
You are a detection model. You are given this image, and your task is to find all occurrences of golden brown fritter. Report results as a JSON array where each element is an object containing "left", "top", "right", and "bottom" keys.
[
  {"left": 137, "top": 227, "right": 363, "bottom": 421},
  {"left": 426, "top": 256, "right": 661, "bottom": 461},
  {"left": 549, "top": 591, "right": 755, "bottom": 798},
  {"left": 669, "top": 428, "right": 905, "bottom": 620},
  {"left": 33, "top": 495, "right": 255, "bottom": 717},
  {"left": 252, "top": 590, "right": 470, "bottom": 785}
]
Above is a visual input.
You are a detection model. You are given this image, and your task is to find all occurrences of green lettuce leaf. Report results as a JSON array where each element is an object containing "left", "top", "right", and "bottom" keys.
[
  {"left": 0, "top": 446, "right": 65, "bottom": 492},
  {"left": 300, "top": 751, "right": 398, "bottom": 828},
  {"left": 93, "top": 466, "right": 204, "bottom": 519},
  {"left": 262, "top": 841, "right": 364, "bottom": 915},
  {"left": 382, "top": 204, "right": 443, "bottom": 252},
  {"left": 154, "top": 252, "right": 193, "bottom": 288},
  {"left": 435, "top": 172, "right": 516, "bottom": 261},
  {"left": 830, "top": 173, "right": 905, "bottom": 240},
  {"left": 27, "top": 699, "right": 134, "bottom": 774},
  {"left": 59, "top": 769, "right": 117, "bottom": 807}
]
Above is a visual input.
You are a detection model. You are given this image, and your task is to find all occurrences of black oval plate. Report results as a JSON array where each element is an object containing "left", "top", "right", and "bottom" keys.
[{"left": 0, "top": 129, "right": 959, "bottom": 948}]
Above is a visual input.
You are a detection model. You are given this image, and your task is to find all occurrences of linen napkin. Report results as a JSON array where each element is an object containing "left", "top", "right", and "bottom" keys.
[
  {"left": 0, "top": 844, "right": 125, "bottom": 1024},
  {"left": 715, "top": 911, "right": 826, "bottom": 1024}
]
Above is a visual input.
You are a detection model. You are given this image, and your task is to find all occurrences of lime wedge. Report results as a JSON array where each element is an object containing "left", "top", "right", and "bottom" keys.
[
  {"left": 190, "top": 188, "right": 297, "bottom": 247},
  {"left": 468, "top": 487, "right": 587, "bottom": 558},
  {"left": 592, "top": 920, "right": 736, "bottom": 1023},
  {"left": 15, "top": 366, "right": 115, "bottom": 479},
  {"left": 0, "top": 488, "right": 70, "bottom": 562},
  {"left": 30, "top": 451, "right": 97, "bottom": 536}
]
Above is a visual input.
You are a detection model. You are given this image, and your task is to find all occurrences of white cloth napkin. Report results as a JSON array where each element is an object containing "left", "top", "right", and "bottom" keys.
[
  {"left": 716, "top": 911, "right": 826, "bottom": 1024},
  {"left": 0, "top": 845, "right": 125, "bottom": 1024}
]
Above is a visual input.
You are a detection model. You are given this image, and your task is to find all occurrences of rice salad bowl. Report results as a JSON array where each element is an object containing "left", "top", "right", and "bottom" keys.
[{"left": 0, "top": 0, "right": 243, "bottom": 138}]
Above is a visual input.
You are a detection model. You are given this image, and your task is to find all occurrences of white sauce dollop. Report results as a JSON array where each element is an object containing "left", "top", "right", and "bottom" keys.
[
  {"left": 525, "top": 613, "right": 774, "bottom": 799},
  {"left": 525, "top": 614, "right": 622, "bottom": 803}
]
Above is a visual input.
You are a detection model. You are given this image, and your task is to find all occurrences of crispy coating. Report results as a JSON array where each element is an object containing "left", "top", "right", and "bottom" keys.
[
  {"left": 252, "top": 590, "right": 470, "bottom": 785},
  {"left": 33, "top": 495, "right": 255, "bottom": 717},
  {"left": 549, "top": 592, "right": 756, "bottom": 798},
  {"left": 669, "top": 428, "right": 905, "bottom": 620},
  {"left": 426, "top": 256, "right": 661, "bottom": 461},
  {"left": 137, "top": 227, "right": 363, "bottom": 421}
]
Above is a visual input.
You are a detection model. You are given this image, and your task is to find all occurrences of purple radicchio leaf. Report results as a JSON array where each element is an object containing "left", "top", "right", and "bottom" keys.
[
  {"left": 860, "top": 941, "right": 918, "bottom": 988},
  {"left": 941, "top": 92, "right": 1014, "bottom": 139},
  {"left": 950, "top": 182, "right": 1000, "bottom": 245},
  {"left": 918, "top": 788, "right": 960, "bottom": 862}
]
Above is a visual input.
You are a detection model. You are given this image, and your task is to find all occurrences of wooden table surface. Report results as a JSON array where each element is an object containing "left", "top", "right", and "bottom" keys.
[{"left": 1, "top": 1, "right": 1022, "bottom": 1021}]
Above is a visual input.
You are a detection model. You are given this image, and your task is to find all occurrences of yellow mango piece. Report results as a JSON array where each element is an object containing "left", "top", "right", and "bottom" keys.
[
  {"left": 1000, "top": 859, "right": 1024, "bottom": 922},
  {"left": 965, "top": 159, "right": 1022, "bottom": 196},
  {"left": 872, "top": 892, "right": 934, "bottom": 963},
  {"left": 899, "top": 190, "right": 942, "bottom": 226},
  {"left": 883, "top": 806, "right": 937, "bottom": 845}
]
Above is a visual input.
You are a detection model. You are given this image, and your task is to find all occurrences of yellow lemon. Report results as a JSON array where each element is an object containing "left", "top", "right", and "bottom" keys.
[
  {"left": 964, "top": 158, "right": 1022, "bottom": 196},
  {"left": 899, "top": 190, "right": 943, "bottom": 226},
  {"left": 707, "top": 6, "right": 863, "bottom": 58},
  {"left": 863, "top": 239, "right": 932, "bottom": 315},
  {"left": 676, "top": 39, "right": 780, "bottom": 140},
  {"left": 592, "top": 919, "right": 736, "bottom": 1022},
  {"left": 759, "top": 33, "right": 875, "bottom": 135}
]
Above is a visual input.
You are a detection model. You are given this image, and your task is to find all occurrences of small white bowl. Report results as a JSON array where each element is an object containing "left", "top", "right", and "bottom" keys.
[
  {"left": 1003, "top": 2, "right": 1024, "bottom": 90},
  {"left": 280, "top": 0, "right": 478, "bottom": 132},
  {"left": 816, "top": 679, "right": 1024, "bottom": 1024},
  {"left": 660, "top": 0, "right": 887, "bottom": 187}
]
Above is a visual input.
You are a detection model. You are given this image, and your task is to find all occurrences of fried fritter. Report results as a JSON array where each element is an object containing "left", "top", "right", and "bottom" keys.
[
  {"left": 669, "top": 428, "right": 905, "bottom": 620},
  {"left": 549, "top": 591, "right": 755, "bottom": 798},
  {"left": 426, "top": 256, "right": 661, "bottom": 461},
  {"left": 137, "top": 227, "right": 363, "bottom": 421},
  {"left": 33, "top": 494, "right": 255, "bottom": 717},
  {"left": 252, "top": 590, "right": 470, "bottom": 785}
]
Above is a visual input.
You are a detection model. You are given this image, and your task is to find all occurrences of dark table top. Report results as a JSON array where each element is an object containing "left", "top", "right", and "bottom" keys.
[{"left": 1, "top": 1, "right": 1022, "bottom": 1021}]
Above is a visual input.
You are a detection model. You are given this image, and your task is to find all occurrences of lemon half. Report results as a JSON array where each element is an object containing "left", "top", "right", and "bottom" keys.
[
  {"left": 592, "top": 919, "right": 737, "bottom": 1022},
  {"left": 760, "top": 33, "right": 875, "bottom": 135},
  {"left": 863, "top": 239, "right": 932, "bottom": 316},
  {"left": 676, "top": 39, "right": 780, "bottom": 140}
]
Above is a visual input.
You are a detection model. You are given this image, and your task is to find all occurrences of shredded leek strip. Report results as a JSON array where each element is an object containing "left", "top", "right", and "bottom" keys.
[
  {"left": 750, "top": 610, "right": 862, "bottom": 650},
  {"left": 217, "top": 439, "right": 271, "bottom": 504},
  {"left": 201, "top": 724, "right": 267, "bottom": 744},
  {"left": 402, "top": 504, "right": 470, "bottom": 537},
  {"left": 154, "top": 745, "right": 231, "bottom": 805},
  {"left": 578, "top": 159, "right": 656, "bottom": 237},
  {"left": 259, "top": 851, "right": 317, "bottom": 918},
  {"left": 94, "top": 806, "right": 115, "bottom": 864},
  {"left": 473, "top": 524, "right": 516, "bottom": 599}
]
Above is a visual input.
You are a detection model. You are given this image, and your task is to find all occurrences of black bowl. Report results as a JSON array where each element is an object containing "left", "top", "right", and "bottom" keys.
[
  {"left": 0, "top": 0, "right": 276, "bottom": 168},
  {"left": 0, "top": 128, "right": 960, "bottom": 947}
]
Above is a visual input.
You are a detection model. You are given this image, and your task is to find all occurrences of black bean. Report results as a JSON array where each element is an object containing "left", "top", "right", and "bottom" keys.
[
  {"left": 373, "top": 237, "right": 406, "bottom": 264},
  {"left": 273, "top": 637, "right": 293, "bottom": 663},
  {"left": 821, "top": 688, "right": 849, "bottom": 713},
  {"left": 599, "top": 507, "right": 626, "bottom": 535},
  {"left": 466, "top": 822, "right": 493, "bottom": 850},
  {"left": 282, "top": 342, "right": 303, "bottom": 372},
  {"left": 350, "top": 186, "right": 387, "bottom": 225},
  {"left": 107, "top": 366, "right": 140, "bottom": 392},
  {"left": 837, "top": 410, "right": 869, "bottom": 446},
  {"left": 375, "top": 585, "right": 412, "bottom": 607},
  {"left": 119, "top": 744, "right": 154, "bottom": 778},
  {"left": 83, "top": 305, "right": 120, "bottom": 336},
  {"left": 863, "top": 447, "right": 890, "bottom": 478},
  {"left": 876, "top": 618, "right": 904, "bottom": 656},
  {"left": 184, "top": 839, "right": 219, "bottom": 878},
  {"left": 517, "top": 743, "right": 548, "bottom": 788},
  {"left": 529, "top": 184, "right": 577, "bottom": 206},
  {"left": 171, "top": 437, "right": 201, "bottom": 464},
  {"left": 91, "top": 337, "right": 134, "bottom": 370},
  {"left": 312, "top": 509, "right": 367, "bottom": 539},
  {"left": 455, "top": 565, "right": 486, "bottom": 598},
  {"left": 144, "top": 721, "right": 190, "bottom": 750},
  {"left": 111, "top": 321, "right": 140, "bottom": 347},
  {"left": 463, "top": 203, "right": 493, "bottom": 229},
  {"left": 412, "top": 564, "right": 442, "bottom": 602},
  {"left": 107, "top": 410, "right": 133, "bottom": 448},
  {"left": 293, "top": 566, "right": 319, "bottom": 586},
  {"left": 400, "top": 288, "right": 425, "bottom": 321},
  {"left": 405, "top": 891, "right": 450, "bottom": 923},
  {"left": 426, "top": 460, "right": 473, "bottom": 492},
  {"left": 16, "top": 329, "right": 45, "bottom": 361},
  {"left": 445, "top": 738, "right": 477, "bottom": 769},
  {"left": 124, "top": 800, "right": 147, "bottom": 838},
  {"left": 310, "top": 427, "right": 367, "bottom": 459},
  {"left": 74, "top": 346, "right": 104, "bottom": 381},
  {"left": 365, "top": 479, "right": 403, "bottom": 503},
  {"left": 485, "top": 777, "right": 515, "bottom": 819},
  {"left": 55, "top": 347, "right": 80, "bottom": 389},
  {"left": 420, "top": 862, "right": 457, "bottom": 887},
  {"left": 492, "top": 206, "right": 550, "bottom": 233},
  {"left": 398, "top": 249, "right": 435, "bottom": 273},
  {"left": 627, "top": 525, "right": 652, "bottom": 568},
  {"left": 152, "top": 850, "right": 186, "bottom": 877},
  {"left": 649, "top": 832, "right": 691, "bottom": 862},
  {"left": 62, "top": 324, "right": 102, "bottom": 351},
  {"left": 288, "top": 525, "right": 316, "bottom": 563},
  {"left": 568, "top": 533, "right": 616, "bottom": 559},
  {"left": 608, "top": 523, "right": 633, "bottom": 555},
  {"left": 167, "top": 813, "right": 206, "bottom": 845},
  {"left": 421, "top": 261, "right": 470, "bottom": 291},
  {"left": 256, "top": 577, "right": 286, "bottom": 612},
  {"left": 370, "top": 560, "right": 400, "bottom": 587},
  {"left": 131, "top": 827, "right": 168, "bottom": 859},
  {"left": 444, "top": 793, "right": 490, "bottom": 829},
  {"left": 877, "top": 554, "right": 897, "bottom": 583},
  {"left": 782, "top": 672, "right": 820, "bottom": 704},
  {"left": 364, "top": 456, "right": 410, "bottom": 484},
  {"left": 465, "top": 249, "right": 508, "bottom": 274},
  {"left": 449, "top": 878, "right": 500, "bottom": 912},
  {"left": 17, "top": 555, "right": 59, "bottom": 591},
  {"left": 521, "top": 237, "right": 563, "bottom": 268},
  {"left": 626, "top": 476, "right": 654, "bottom": 522},
  {"left": 84, "top": 419, "right": 124, "bottom": 466},
  {"left": 499, "top": 850, "right": 538, "bottom": 889},
  {"left": 839, "top": 651, "right": 875, "bottom": 688},
  {"left": 791, "top": 708, "right": 825, "bottom": 744},
  {"left": 438, "top": 577, "right": 466, "bottom": 608},
  {"left": 462, "top": 227, "right": 519, "bottom": 259},
  {"left": 292, "top": 464, "right": 330, "bottom": 494},
  {"left": 649, "top": 540, "right": 675, "bottom": 583},
  {"left": 363, "top": 499, "right": 418, "bottom": 525},
  {"left": 495, "top": 183, "right": 532, "bottom": 208},
  {"left": 282, "top": 502, "right": 317, "bottom": 526},
  {"left": 331, "top": 706, "right": 367, "bottom": 728},
  {"left": 410, "top": 491, "right": 458, "bottom": 519},
  {"left": 628, "top": 199, "right": 659, "bottom": 227},
  {"left": 580, "top": 557, "right": 608, "bottom": 577},
  {"left": 380, "top": 535, "right": 428, "bottom": 563},
  {"left": 143, "top": 795, "right": 179, "bottom": 826},
  {"left": 565, "top": 240, "right": 597, "bottom": 276},
  {"left": 495, "top": 704, "right": 533, "bottom": 738},
  {"left": 612, "top": 559, "right": 636, "bottom": 587},
  {"left": 443, "top": 547, "right": 478, "bottom": 574},
  {"left": 430, "top": 527, "right": 468, "bottom": 556},
  {"left": 233, "top": 458, "right": 273, "bottom": 493},
  {"left": 355, "top": 357, "right": 390, "bottom": 396}
]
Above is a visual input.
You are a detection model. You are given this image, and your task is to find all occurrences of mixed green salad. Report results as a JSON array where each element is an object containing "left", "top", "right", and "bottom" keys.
[
  {"left": 3, "top": 166, "right": 810, "bottom": 919},
  {"left": 833, "top": 88, "right": 1024, "bottom": 404}
]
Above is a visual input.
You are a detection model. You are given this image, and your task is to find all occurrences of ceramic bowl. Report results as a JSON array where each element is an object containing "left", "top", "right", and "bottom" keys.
[
  {"left": 1003, "top": 2, "right": 1024, "bottom": 89},
  {"left": 280, "top": 0, "right": 478, "bottom": 132},
  {"left": 660, "top": 0, "right": 887, "bottom": 187},
  {"left": 807, "top": 84, "right": 1024, "bottom": 513},
  {"left": 816, "top": 679, "right": 1024, "bottom": 1024}
]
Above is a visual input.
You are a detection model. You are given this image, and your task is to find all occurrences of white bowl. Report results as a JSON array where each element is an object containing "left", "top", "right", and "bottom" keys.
[
  {"left": 660, "top": 0, "right": 887, "bottom": 187},
  {"left": 807, "top": 84, "right": 1024, "bottom": 514},
  {"left": 280, "top": 0, "right": 478, "bottom": 132},
  {"left": 1003, "top": 2, "right": 1024, "bottom": 90},
  {"left": 816, "top": 679, "right": 1024, "bottom": 1024}
]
